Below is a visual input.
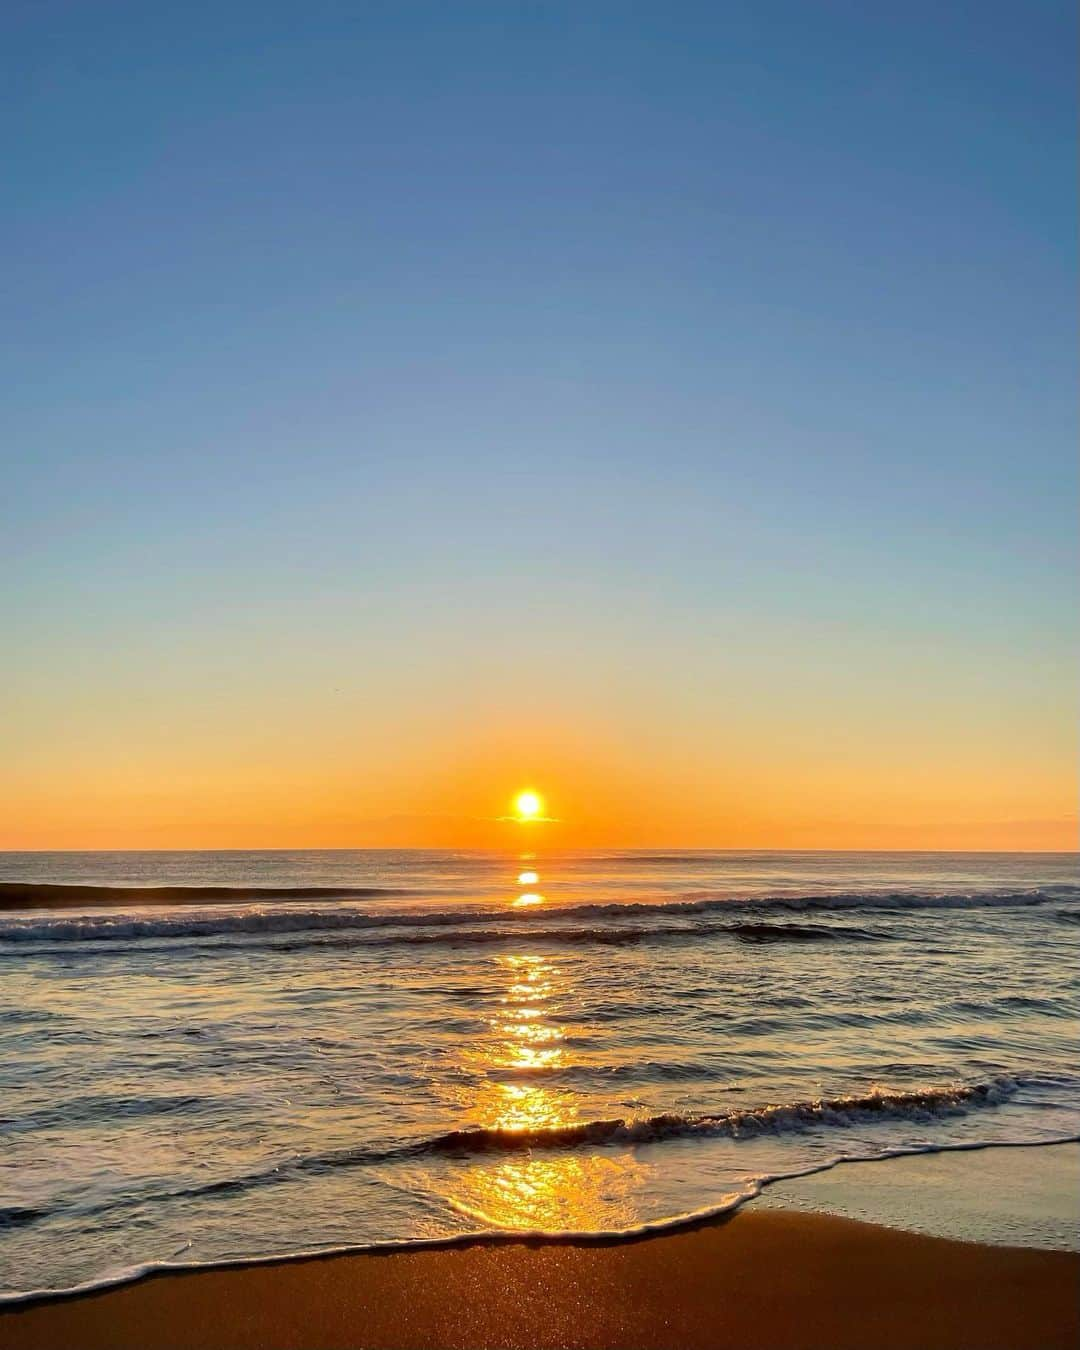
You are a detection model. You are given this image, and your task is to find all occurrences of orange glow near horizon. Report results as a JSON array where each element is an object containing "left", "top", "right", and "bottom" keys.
[{"left": 1, "top": 715, "right": 1075, "bottom": 852}]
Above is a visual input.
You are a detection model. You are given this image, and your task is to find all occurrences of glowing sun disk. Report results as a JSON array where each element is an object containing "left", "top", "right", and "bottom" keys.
[{"left": 514, "top": 791, "right": 543, "bottom": 820}]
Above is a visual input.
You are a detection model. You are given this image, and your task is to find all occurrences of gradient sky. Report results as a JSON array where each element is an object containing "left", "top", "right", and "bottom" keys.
[{"left": 3, "top": 1, "right": 1076, "bottom": 850}]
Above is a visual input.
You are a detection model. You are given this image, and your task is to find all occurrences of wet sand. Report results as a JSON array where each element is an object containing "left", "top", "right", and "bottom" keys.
[{"left": 2, "top": 1208, "right": 1076, "bottom": 1350}]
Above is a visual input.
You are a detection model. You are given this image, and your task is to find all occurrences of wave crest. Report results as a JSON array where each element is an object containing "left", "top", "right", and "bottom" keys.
[
  {"left": 2, "top": 1077, "right": 1020, "bottom": 1235},
  {"left": 0, "top": 890, "right": 1069, "bottom": 950},
  {"left": 428, "top": 1079, "right": 1019, "bottom": 1154}
]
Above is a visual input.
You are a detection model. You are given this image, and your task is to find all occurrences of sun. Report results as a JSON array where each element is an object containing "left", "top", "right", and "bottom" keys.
[{"left": 513, "top": 790, "right": 543, "bottom": 821}]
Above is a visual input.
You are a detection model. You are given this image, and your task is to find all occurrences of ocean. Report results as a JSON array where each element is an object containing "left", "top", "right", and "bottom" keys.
[{"left": 1, "top": 849, "right": 1077, "bottom": 1300}]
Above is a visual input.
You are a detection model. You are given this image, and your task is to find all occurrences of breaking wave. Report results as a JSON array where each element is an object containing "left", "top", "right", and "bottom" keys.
[
  {"left": 0, "top": 887, "right": 1070, "bottom": 951},
  {"left": 425, "top": 1079, "right": 1020, "bottom": 1153},
  {"left": 0, "top": 915, "right": 891, "bottom": 952},
  {"left": 0, "top": 1078, "right": 1022, "bottom": 1234}
]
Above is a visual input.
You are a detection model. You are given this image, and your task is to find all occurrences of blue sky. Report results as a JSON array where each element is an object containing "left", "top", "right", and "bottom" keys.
[{"left": 3, "top": 1, "right": 1076, "bottom": 847}]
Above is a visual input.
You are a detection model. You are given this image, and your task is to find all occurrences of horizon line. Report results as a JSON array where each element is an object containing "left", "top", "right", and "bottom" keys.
[{"left": 0, "top": 845, "right": 1075, "bottom": 857}]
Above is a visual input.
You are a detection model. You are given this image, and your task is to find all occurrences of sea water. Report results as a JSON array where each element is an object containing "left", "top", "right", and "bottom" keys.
[{"left": 1, "top": 849, "right": 1077, "bottom": 1298}]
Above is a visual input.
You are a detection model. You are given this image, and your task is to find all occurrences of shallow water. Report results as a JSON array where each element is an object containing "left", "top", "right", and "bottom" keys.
[
  {"left": 756, "top": 1140, "right": 1080, "bottom": 1250},
  {"left": 1, "top": 849, "right": 1077, "bottom": 1297}
]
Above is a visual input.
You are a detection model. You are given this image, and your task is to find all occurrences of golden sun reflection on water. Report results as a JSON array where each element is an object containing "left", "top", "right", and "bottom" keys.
[
  {"left": 513, "top": 862, "right": 542, "bottom": 906},
  {"left": 455, "top": 953, "right": 567, "bottom": 1086},
  {"left": 446, "top": 1149, "right": 641, "bottom": 1232},
  {"left": 435, "top": 951, "right": 641, "bottom": 1231}
]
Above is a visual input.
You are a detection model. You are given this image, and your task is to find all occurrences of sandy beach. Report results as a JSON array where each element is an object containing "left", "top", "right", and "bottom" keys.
[{"left": 2, "top": 1206, "right": 1076, "bottom": 1350}]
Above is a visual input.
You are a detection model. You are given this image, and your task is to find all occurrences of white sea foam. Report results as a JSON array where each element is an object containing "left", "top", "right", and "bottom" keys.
[
  {"left": 2, "top": 1135, "right": 1076, "bottom": 1307},
  {"left": 0, "top": 887, "right": 1072, "bottom": 947}
]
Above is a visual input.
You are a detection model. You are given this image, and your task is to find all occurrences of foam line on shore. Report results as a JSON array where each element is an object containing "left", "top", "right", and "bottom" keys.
[{"left": 2, "top": 1133, "right": 1076, "bottom": 1309}]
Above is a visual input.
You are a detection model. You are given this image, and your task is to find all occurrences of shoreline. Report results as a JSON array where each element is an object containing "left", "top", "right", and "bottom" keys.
[
  {"left": 4, "top": 1139, "right": 1077, "bottom": 1311},
  {"left": 2, "top": 1206, "right": 1076, "bottom": 1350},
  {"left": 5, "top": 1136, "right": 1077, "bottom": 1311}
]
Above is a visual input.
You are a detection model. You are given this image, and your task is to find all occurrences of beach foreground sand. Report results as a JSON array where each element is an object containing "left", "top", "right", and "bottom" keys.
[{"left": 2, "top": 1208, "right": 1076, "bottom": 1350}]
